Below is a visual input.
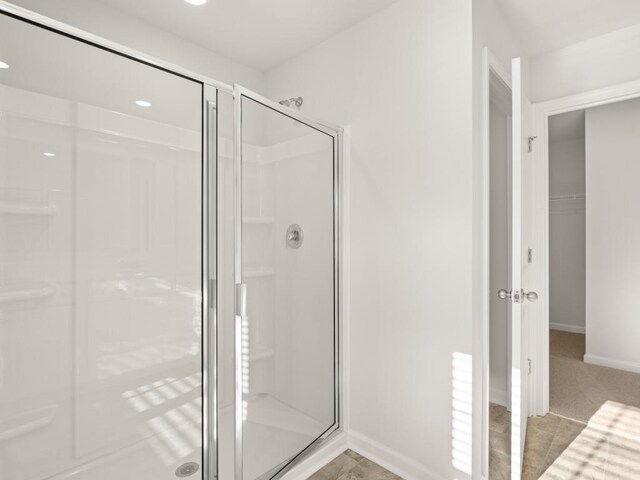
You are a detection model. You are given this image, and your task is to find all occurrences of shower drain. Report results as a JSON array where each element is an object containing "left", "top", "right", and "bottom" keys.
[{"left": 175, "top": 462, "right": 200, "bottom": 477}]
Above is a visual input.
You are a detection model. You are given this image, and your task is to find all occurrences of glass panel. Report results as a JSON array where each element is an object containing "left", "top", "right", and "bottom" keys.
[
  {"left": 0, "top": 14, "right": 203, "bottom": 480},
  {"left": 239, "top": 95, "right": 336, "bottom": 480}
]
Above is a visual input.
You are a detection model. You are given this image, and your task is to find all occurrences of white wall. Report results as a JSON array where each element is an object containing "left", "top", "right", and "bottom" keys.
[
  {"left": 584, "top": 98, "right": 640, "bottom": 373},
  {"left": 548, "top": 137, "right": 585, "bottom": 333},
  {"left": 5, "top": 0, "right": 266, "bottom": 93},
  {"left": 267, "top": 1, "right": 474, "bottom": 478},
  {"left": 489, "top": 100, "right": 510, "bottom": 407},
  {"left": 530, "top": 23, "right": 640, "bottom": 102}
]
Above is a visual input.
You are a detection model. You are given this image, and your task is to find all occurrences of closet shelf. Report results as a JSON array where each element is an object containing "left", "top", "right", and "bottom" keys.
[
  {"left": 244, "top": 268, "right": 275, "bottom": 279},
  {"left": 0, "top": 202, "right": 57, "bottom": 216},
  {"left": 242, "top": 216, "right": 274, "bottom": 226},
  {"left": 0, "top": 405, "right": 58, "bottom": 442},
  {"left": 248, "top": 348, "right": 275, "bottom": 362},
  {"left": 0, "top": 281, "right": 56, "bottom": 303}
]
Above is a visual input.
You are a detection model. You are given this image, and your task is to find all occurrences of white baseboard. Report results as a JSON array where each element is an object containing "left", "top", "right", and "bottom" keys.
[
  {"left": 584, "top": 353, "right": 640, "bottom": 374},
  {"left": 348, "top": 430, "right": 446, "bottom": 480},
  {"left": 550, "top": 322, "right": 585, "bottom": 334},
  {"left": 489, "top": 387, "right": 507, "bottom": 407},
  {"left": 281, "top": 431, "right": 348, "bottom": 480}
]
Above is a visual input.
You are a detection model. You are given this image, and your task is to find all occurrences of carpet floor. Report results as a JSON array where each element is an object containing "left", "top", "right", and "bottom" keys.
[{"left": 550, "top": 329, "right": 640, "bottom": 423}]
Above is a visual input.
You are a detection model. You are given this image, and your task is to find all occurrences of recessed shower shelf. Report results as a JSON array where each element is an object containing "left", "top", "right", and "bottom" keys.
[
  {"left": 244, "top": 268, "right": 275, "bottom": 279},
  {"left": 248, "top": 348, "right": 275, "bottom": 362},
  {"left": 0, "top": 202, "right": 57, "bottom": 216},
  {"left": 0, "top": 405, "right": 58, "bottom": 442},
  {"left": 0, "top": 280, "right": 56, "bottom": 303},
  {"left": 242, "top": 216, "right": 274, "bottom": 226}
]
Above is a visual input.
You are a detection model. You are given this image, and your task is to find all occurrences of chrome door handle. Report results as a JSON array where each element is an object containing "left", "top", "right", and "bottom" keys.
[
  {"left": 235, "top": 283, "right": 247, "bottom": 317},
  {"left": 497, "top": 289, "right": 538, "bottom": 303},
  {"left": 497, "top": 289, "right": 511, "bottom": 300}
]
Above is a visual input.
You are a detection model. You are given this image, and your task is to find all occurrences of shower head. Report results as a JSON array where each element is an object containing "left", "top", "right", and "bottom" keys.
[{"left": 279, "top": 96, "right": 303, "bottom": 109}]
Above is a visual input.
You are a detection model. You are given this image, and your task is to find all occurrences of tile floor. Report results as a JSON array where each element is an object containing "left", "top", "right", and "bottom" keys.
[
  {"left": 489, "top": 402, "right": 586, "bottom": 479},
  {"left": 308, "top": 450, "right": 402, "bottom": 480}
]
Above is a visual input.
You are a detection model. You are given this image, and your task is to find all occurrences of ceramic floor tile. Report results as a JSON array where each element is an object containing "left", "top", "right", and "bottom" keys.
[
  {"left": 528, "top": 413, "right": 562, "bottom": 436},
  {"left": 309, "top": 451, "right": 402, "bottom": 480},
  {"left": 523, "top": 427, "right": 555, "bottom": 469},
  {"left": 490, "top": 430, "right": 511, "bottom": 457},
  {"left": 343, "top": 450, "right": 364, "bottom": 462},
  {"left": 336, "top": 458, "right": 402, "bottom": 480},
  {"left": 308, "top": 453, "right": 360, "bottom": 480}
]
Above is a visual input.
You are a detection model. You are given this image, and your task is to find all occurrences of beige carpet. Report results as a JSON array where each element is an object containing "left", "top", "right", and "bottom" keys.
[
  {"left": 541, "top": 401, "right": 640, "bottom": 479},
  {"left": 550, "top": 330, "right": 640, "bottom": 423}
]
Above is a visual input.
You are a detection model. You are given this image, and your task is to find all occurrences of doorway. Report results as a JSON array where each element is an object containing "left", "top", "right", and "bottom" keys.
[
  {"left": 527, "top": 91, "right": 640, "bottom": 478},
  {"left": 547, "top": 101, "right": 640, "bottom": 420}
]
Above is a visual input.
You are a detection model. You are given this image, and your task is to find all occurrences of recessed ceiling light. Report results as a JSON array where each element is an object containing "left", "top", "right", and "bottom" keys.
[
  {"left": 43, "top": 152, "right": 55, "bottom": 157},
  {"left": 135, "top": 100, "right": 152, "bottom": 107},
  {"left": 0, "top": 61, "right": 9, "bottom": 69},
  {"left": 184, "top": 0, "right": 207, "bottom": 5}
]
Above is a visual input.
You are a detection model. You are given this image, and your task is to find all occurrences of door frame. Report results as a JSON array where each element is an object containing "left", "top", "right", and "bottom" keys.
[
  {"left": 530, "top": 78, "right": 640, "bottom": 416},
  {"left": 479, "top": 46, "right": 512, "bottom": 480}
]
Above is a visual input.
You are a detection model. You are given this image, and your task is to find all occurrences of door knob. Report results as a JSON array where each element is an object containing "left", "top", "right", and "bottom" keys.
[
  {"left": 497, "top": 289, "right": 538, "bottom": 303},
  {"left": 497, "top": 289, "right": 511, "bottom": 300}
]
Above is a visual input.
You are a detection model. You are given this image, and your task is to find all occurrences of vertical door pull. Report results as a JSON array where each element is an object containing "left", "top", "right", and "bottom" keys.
[{"left": 235, "top": 283, "right": 247, "bottom": 318}]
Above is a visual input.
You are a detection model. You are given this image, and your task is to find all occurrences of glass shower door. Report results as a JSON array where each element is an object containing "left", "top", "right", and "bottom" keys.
[
  {"left": 233, "top": 87, "right": 339, "bottom": 480},
  {"left": 0, "top": 12, "right": 206, "bottom": 480}
]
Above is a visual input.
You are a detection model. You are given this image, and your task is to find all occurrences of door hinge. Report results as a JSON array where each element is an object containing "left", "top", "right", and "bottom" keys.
[
  {"left": 528, "top": 248, "right": 533, "bottom": 264},
  {"left": 528, "top": 358, "right": 532, "bottom": 375},
  {"left": 528, "top": 136, "right": 538, "bottom": 153}
]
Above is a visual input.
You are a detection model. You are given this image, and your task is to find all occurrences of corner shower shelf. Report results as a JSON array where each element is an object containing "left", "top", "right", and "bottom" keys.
[
  {"left": 249, "top": 348, "right": 275, "bottom": 362},
  {"left": 0, "top": 280, "right": 56, "bottom": 303},
  {"left": 0, "top": 405, "right": 58, "bottom": 442},
  {"left": 242, "top": 216, "right": 274, "bottom": 226},
  {"left": 0, "top": 202, "right": 57, "bottom": 216},
  {"left": 244, "top": 268, "right": 275, "bottom": 279}
]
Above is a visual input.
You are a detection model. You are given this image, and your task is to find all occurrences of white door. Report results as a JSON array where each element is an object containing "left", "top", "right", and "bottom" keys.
[{"left": 509, "top": 57, "right": 538, "bottom": 479}]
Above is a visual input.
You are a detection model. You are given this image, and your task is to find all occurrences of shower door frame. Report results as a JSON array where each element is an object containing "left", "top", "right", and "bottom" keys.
[
  {"left": 0, "top": 2, "right": 227, "bottom": 479},
  {"left": 232, "top": 85, "right": 344, "bottom": 480}
]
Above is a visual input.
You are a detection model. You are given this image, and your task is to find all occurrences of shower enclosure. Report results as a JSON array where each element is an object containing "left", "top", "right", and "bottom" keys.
[{"left": 0, "top": 5, "right": 342, "bottom": 480}]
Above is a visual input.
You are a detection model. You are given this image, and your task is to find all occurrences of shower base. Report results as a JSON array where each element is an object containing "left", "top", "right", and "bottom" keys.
[
  {"left": 25, "top": 394, "right": 323, "bottom": 480},
  {"left": 218, "top": 394, "right": 326, "bottom": 480}
]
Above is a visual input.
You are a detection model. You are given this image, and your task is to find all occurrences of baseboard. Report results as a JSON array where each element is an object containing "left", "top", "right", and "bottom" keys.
[
  {"left": 347, "top": 430, "right": 446, "bottom": 480},
  {"left": 550, "top": 322, "right": 585, "bottom": 334},
  {"left": 584, "top": 353, "right": 640, "bottom": 374},
  {"left": 281, "top": 431, "right": 348, "bottom": 480},
  {"left": 489, "top": 387, "right": 507, "bottom": 407}
]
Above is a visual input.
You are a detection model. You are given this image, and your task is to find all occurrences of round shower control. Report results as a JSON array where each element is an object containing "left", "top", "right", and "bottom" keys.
[{"left": 286, "top": 224, "right": 304, "bottom": 249}]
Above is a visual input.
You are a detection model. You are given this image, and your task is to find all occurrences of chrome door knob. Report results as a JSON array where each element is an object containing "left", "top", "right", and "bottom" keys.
[
  {"left": 497, "top": 289, "right": 511, "bottom": 300},
  {"left": 524, "top": 291, "right": 538, "bottom": 302}
]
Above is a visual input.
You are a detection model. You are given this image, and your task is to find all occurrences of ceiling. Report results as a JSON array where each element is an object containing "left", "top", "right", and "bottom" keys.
[
  {"left": 96, "top": 0, "right": 399, "bottom": 72},
  {"left": 549, "top": 110, "right": 585, "bottom": 143},
  {"left": 496, "top": 0, "right": 640, "bottom": 56}
]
